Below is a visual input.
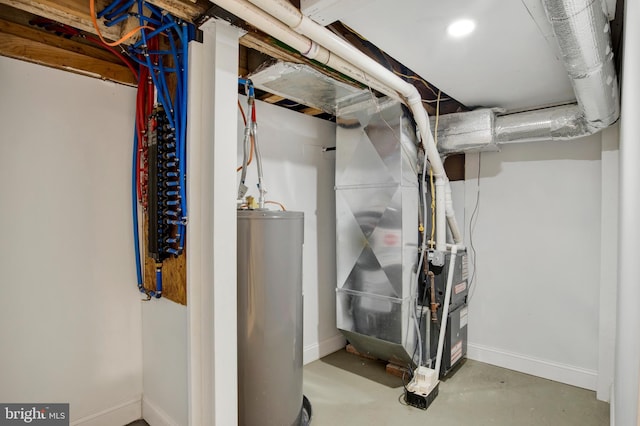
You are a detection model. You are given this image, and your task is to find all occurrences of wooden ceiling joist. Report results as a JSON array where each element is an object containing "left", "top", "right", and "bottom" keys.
[
  {"left": 0, "top": 17, "right": 136, "bottom": 85},
  {"left": 0, "top": 0, "right": 121, "bottom": 40},
  {"left": 0, "top": 0, "right": 352, "bottom": 119},
  {"left": 0, "top": 17, "right": 115, "bottom": 63},
  {"left": 146, "top": 0, "right": 206, "bottom": 21},
  {"left": 260, "top": 93, "right": 285, "bottom": 104}
]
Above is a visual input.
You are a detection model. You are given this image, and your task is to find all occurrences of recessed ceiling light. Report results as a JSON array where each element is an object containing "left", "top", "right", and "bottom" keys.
[{"left": 447, "top": 19, "right": 476, "bottom": 38}]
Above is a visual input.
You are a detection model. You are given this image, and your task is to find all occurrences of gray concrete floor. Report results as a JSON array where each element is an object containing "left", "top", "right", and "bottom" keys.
[{"left": 303, "top": 349, "right": 609, "bottom": 426}]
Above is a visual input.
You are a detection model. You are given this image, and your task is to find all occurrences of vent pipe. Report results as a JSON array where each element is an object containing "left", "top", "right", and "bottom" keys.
[{"left": 436, "top": 0, "right": 620, "bottom": 153}]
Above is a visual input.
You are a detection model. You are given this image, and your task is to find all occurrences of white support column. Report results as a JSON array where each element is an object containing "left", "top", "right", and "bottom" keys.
[
  {"left": 597, "top": 124, "right": 619, "bottom": 402},
  {"left": 187, "top": 21, "right": 240, "bottom": 426},
  {"left": 614, "top": 0, "right": 640, "bottom": 423}
]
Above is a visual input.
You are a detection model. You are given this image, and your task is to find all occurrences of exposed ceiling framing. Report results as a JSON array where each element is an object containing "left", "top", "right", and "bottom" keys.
[
  {"left": 0, "top": 0, "right": 466, "bottom": 177},
  {"left": 0, "top": 0, "right": 466, "bottom": 119}
]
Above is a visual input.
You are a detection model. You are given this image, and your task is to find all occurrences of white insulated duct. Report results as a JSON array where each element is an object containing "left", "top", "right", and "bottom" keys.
[
  {"left": 435, "top": 0, "right": 620, "bottom": 153},
  {"left": 213, "top": 0, "right": 464, "bottom": 250},
  {"left": 545, "top": 0, "right": 619, "bottom": 129}
]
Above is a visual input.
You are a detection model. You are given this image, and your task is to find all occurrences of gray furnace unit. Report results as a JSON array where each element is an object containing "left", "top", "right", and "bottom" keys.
[
  {"left": 237, "top": 210, "right": 307, "bottom": 426},
  {"left": 335, "top": 96, "right": 469, "bottom": 374}
]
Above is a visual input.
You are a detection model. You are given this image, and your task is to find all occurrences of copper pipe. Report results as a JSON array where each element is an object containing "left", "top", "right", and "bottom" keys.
[{"left": 428, "top": 271, "right": 439, "bottom": 322}]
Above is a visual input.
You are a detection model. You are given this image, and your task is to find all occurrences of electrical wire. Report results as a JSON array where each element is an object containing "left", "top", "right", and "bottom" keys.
[
  {"left": 467, "top": 153, "right": 482, "bottom": 301},
  {"left": 265, "top": 201, "right": 286, "bottom": 211}
]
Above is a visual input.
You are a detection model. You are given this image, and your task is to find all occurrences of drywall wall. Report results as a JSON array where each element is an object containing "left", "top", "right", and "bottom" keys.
[
  {"left": 237, "top": 96, "right": 343, "bottom": 364},
  {"left": 142, "top": 301, "right": 188, "bottom": 426},
  {"left": 0, "top": 57, "right": 143, "bottom": 424},
  {"left": 464, "top": 134, "right": 602, "bottom": 390}
]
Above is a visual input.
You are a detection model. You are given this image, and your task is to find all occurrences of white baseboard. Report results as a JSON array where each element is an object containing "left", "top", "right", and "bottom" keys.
[
  {"left": 71, "top": 398, "right": 141, "bottom": 426},
  {"left": 142, "top": 397, "right": 181, "bottom": 426},
  {"left": 467, "top": 342, "right": 598, "bottom": 391},
  {"left": 303, "top": 333, "right": 346, "bottom": 365}
]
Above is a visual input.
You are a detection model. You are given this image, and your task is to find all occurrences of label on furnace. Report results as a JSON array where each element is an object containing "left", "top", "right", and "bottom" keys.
[
  {"left": 451, "top": 341, "right": 463, "bottom": 365},
  {"left": 460, "top": 306, "right": 468, "bottom": 328}
]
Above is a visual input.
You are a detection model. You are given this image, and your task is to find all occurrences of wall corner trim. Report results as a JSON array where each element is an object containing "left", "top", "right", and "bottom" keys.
[
  {"left": 142, "top": 397, "right": 182, "bottom": 426},
  {"left": 71, "top": 398, "right": 141, "bottom": 426}
]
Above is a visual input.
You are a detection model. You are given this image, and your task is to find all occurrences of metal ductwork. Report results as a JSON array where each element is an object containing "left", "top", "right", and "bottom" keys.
[
  {"left": 437, "top": 0, "right": 620, "bottom": 154},
  {"left": 335, "top": 98, "right": 420, "bottom": 366}
]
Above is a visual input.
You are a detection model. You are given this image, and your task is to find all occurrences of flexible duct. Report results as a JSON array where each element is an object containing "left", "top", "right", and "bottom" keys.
[
  {"left": 436, "top": 0, "right": 619, "bottom": 153},
  {"left": 543, "top": 0, "right": 619, "bottom": 129},
  {"left": 213, "top": 0, "right": 463, "bottom": 250}
]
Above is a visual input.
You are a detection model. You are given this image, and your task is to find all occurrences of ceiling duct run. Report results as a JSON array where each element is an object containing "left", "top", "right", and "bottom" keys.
[{"left": 438, "top": 0, "right": 620, "bottom": 154}]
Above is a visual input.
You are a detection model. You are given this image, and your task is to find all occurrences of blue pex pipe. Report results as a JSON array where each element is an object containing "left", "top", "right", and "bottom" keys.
[
  {"left": 137, "top": 2, "right": 175, "bottom": 129},
  {"left": 98, "top": 0, "right": 127, "bottom": 18},
  {"left": 156, "top": 60, "right": 174, "bottom": 116},
  {"left": 125, "top": 54, "right": 177, "bottom": 73},
  {"left": 102, "top": 0, "right": 135, "bottom": 20},
  {"left": 133, "top": 21, "right": 181, "bottom": 49},
  {"left": 238, "top": 78, "right": 255, "bottom": 97},
  {"left": 179, "top": 23, "right": 189, "bottom": 227},
  {"left": 155, "top": 267, "right": 163, "bottom": 296},
  {"left": 133, "top": 14, "right": 163, "bottom": 26},
  {"left": 132, "top": 130, "right": 144, "bottom": 291},
  {"left": 104, "top": 12, "right": 130, "bottom": 27}
]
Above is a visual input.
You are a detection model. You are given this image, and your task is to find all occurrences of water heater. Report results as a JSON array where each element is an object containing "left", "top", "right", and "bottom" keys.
[{"left": 237, "top": 210, "right": 306, "bottom": 426}]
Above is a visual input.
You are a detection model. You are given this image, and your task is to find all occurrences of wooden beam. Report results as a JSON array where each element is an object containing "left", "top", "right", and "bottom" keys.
[
  {"left": 238, "top": 44, "right": 248, "bottom": 77},
  {"left": 240, "top": 32, "right": 303, "bottom": 65},
  {"left": 0, "top": 0, "right": 121, "bottom": 40},
  {"left": 0, "top": 28, "right": 136, "bottom": 85},
  {"left": 300, "top": 106, "right": 323, "bottom": 116},
  {"left": 147, "top": 0, "right": 207, "bottom": 21},
  {"left": 260, "top": 93, "right": 284, "bottom": 103},
  {"left": 0, "top": 18, "right": 122, "bottom": 64}
]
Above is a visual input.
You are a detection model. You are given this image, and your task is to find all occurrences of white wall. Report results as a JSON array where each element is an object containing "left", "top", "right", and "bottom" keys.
[
  {"left": 0, "top": 57, "right": 143, "bottom": 424},
  {"left": 237, "top": 96, "right": 344, "bottom": 364},
  {"left": 464, "top": 135, "right": 603, "bottom": 390},
  {"left": 142, "top": 302, "right": 188, "bottom": 426}
]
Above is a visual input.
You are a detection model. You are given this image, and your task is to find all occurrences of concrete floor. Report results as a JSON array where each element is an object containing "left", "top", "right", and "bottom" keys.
[{"left": 303, "top": 350, "right": 610, "bottom": 426}]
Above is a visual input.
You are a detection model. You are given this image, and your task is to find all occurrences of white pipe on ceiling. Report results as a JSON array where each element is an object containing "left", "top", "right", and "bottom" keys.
[
  {"left": 213, "top": 0, "right": 464, "bottom": 250},
  {"left": 212, "top": 0, "right": 395, "bottom": 99}
]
